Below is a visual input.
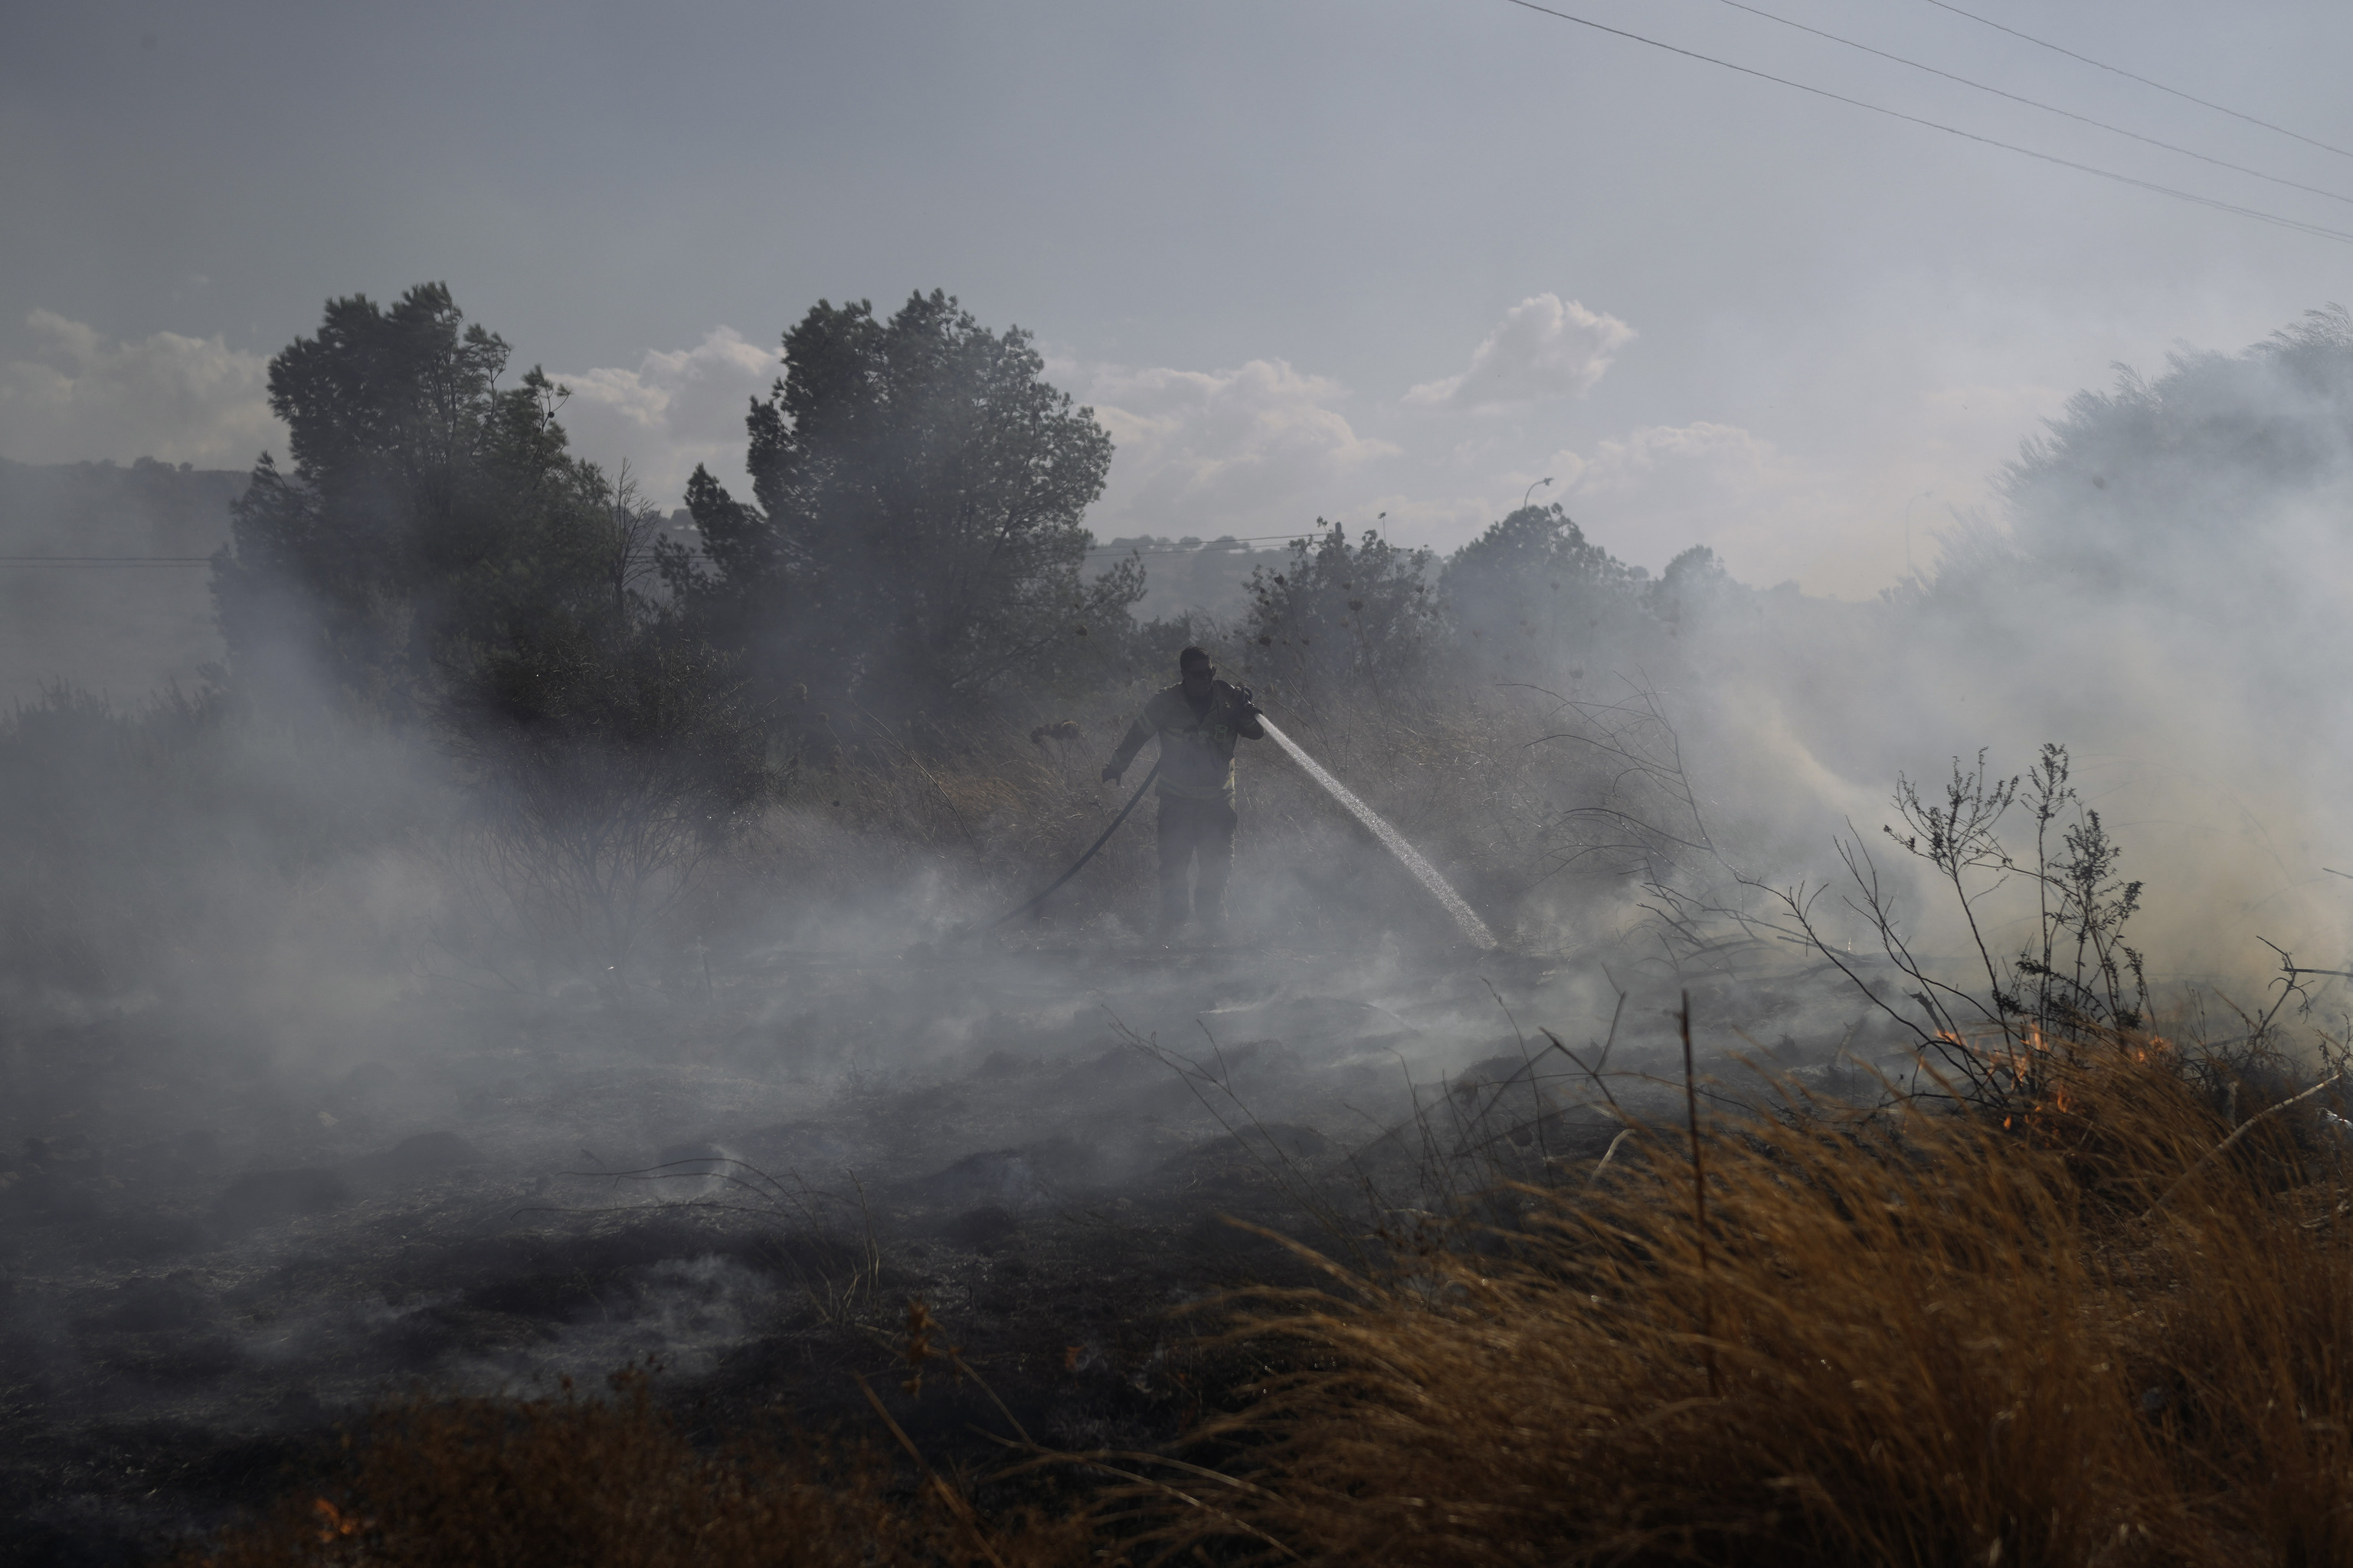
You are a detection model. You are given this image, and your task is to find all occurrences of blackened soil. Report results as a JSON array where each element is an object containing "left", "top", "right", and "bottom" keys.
[{"left": 0, "top": 941, "right": 1884, "bottom": 1563}]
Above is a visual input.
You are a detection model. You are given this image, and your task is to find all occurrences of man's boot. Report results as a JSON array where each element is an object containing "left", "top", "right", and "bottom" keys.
[{"left": 1156, "top": 882, "right": 1190, "bottom": 944}]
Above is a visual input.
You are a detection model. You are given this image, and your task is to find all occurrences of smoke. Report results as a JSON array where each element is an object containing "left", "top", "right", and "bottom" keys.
[
  {"left": 1621, "top": 322, "right": 2353, "bottom": 1007},
  {"left": 9, "top": 309, "right": 2348, "bottom": 1056},
  {"left": 1260, "top": 718, "right": 1496, "bottom": 949},
  {"left": 8, "top": 303, "right": 2353, "bottom": 1562}
]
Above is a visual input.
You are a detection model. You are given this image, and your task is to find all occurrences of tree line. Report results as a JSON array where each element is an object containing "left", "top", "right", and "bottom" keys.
[
  {"left": 205, "top": 285, "right": 2353, "bottom": 807},
  {"left": 212, "top": 283, "right": 1756, "bottom": 751}
]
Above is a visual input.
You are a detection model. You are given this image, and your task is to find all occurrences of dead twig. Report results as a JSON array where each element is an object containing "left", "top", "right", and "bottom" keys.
[{"left": 2142, "top": 1072, "right": 2345, "bottom": 1221}]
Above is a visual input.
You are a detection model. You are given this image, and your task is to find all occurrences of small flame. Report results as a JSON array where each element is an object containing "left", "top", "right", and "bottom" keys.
[{"left": 313, "top": 1498, "right": 370, "bottom": 1542}]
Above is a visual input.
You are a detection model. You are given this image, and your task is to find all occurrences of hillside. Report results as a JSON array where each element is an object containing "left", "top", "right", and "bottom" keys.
[{"left": 1095, "top": 533, "right": 1282, "bottom": 622}]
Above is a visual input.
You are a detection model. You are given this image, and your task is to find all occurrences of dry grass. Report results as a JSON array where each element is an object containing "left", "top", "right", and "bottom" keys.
[
  {"left": 185, "top": 1367, "right": 1096, "bottom": 1568},
  {"left": 1145, "top": 1036, "right": 2353, "bottom": 1566},
  {"left": 191, "top": 1039, "right": 2353, "bottom": 1566}
]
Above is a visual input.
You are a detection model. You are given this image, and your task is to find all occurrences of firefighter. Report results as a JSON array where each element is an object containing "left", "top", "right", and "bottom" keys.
[{"left": 1102, "top": 646, "right": 1265, "bottom": 941}]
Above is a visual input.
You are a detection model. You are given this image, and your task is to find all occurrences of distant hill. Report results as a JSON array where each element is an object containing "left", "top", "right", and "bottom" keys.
[
  {"left": 1095, "top": 533, "right": 1286, "bottom": 623},
  {"left": 0, "top": 457, "right": 244, "bottom": 706}
]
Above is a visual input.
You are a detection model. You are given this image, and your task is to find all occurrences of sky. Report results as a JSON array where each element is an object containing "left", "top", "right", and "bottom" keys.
[{"left": 3, "top": 0, "right": 2350, "bottom": 597}]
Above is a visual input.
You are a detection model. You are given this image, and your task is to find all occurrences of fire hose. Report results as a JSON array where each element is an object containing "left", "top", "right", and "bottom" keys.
[
  {"left": 950, "top": 756, "right": 1161, "bottom": 941},
  {"left": 944, "top": 703, "right": 1492, "bottom": 948}
]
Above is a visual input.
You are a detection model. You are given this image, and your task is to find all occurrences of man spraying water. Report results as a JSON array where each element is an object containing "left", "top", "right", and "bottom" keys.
[{"left": 1102, "top": 646, "right": 1264, "bottom": 942}]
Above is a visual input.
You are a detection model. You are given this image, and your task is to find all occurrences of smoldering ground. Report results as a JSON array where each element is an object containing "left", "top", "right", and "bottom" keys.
[
  {"left": 0, "top": 908, "right": 1751, "bottom": 1562},
  {"left": 8, "top": 303, "right": 2353, "bottom": 1563},
  {"left": 0, "top": 669, "right": 1901, "bottom": 1563}
]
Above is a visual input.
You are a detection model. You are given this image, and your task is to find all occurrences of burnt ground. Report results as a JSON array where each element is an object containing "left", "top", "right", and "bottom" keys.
[{"left": 0, "top": 940, "right": 1888, "bottom": 1564}]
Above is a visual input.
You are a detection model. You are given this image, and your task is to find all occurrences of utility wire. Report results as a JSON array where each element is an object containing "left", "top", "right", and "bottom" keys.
[
  {"left": 1711, "top": 0, "right": 2353, "bottom": 210},
  {"left": 0, "top": 539, "right": 1318, "bottom": 565},
  {"left": 0, "top": 555, "right": 211, "bottom": 567},
  {"left": 5, "top": 544, "right": 1292, "bottom": 565},
  {"left": 1083, "top": 527, "right": 1359, "bottom": 555},
  {"left": 1085, "top": 538, "right": 1304, "bottom": 556},
  {"left": 1918, "top": 0, "right": 2353, "bottom": 164},
  {"left": 1491, "top": 0, "right": 2353, "bottom": 246}
]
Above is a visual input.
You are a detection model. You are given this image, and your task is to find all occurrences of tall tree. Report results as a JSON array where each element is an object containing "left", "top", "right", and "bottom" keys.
[
  {"left": 213, "top": 283, "right": 609, "bottom": 712},
  {"left": 212, "top": 285, "right": 776, "bottom": 982},
  {"left": 669, "top": 290, "right": 1137, "bottom": 716}
]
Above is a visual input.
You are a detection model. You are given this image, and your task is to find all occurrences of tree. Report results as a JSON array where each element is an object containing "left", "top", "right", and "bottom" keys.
[
  {"left": 1439, "top": 502, "right": 1639, "bottom": 676},
  {"left": 1644, "top": 545, "right": 1740, "bottom": 633},
  {"left": 1243, "top": 521, "right": 1439, "bottom": 704},
  {"left": 214, "top": 283, "right": 778, "bottom": 985},
  {"left": 213, "top": 283, "right": 610, "bottom": 713},
  {"left": 666, "top": 290, "right": 1138, "bottom": 718}
]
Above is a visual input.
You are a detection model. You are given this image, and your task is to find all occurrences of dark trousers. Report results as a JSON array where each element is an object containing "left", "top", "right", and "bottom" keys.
[{"left": 1156, "top": 792, "right": 1236, "bottom": 930}]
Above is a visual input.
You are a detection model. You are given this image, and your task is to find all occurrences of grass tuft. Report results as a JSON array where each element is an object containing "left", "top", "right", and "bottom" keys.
[{"left": 1145, "top": 1036, "right": 2353, "bottom": 1565}]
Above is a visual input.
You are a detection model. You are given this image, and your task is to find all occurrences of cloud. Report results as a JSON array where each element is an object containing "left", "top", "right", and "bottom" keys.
[
  {"left": 0, "top": 309, "right": 283, "bottom": 467},
  {"left": 1539, "top": 418, "right": 1975, "bottom": 596},
  {"left": 0, "top": 312, "right": 783, "bottom": 504},
  {"left": 1533, "top": 421, "right": 1826, "bottom": 583},
  {"left": 1406, "top": 293, "right": 1635, "bottom": 410},
  {"left": 551, "top": 327, "right": 777, "bottom": 505},
  {"left": 1069, "top": 358, "right": 1399, "bottom": 538},
  {"left": 1575, "top": 421, "right": 1788, "bottom": 497}
]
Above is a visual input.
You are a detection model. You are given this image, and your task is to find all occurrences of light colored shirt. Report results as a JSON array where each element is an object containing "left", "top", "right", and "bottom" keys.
[{"left": 1110, "top": 680, "right": 1263, "bottom": 800}]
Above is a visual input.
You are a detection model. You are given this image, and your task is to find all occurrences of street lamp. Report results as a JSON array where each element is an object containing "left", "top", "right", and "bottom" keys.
[{"left": 1522, "top": 476, "right": 1555, "bottom": 512}]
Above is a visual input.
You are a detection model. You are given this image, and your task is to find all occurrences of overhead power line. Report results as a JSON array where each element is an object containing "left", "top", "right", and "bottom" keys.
[
  {"left": 1917, "top": 0, "right": 2353, "bottom": 163},
  {"left": 0, "top": 555, "right": 211, "bottom": 567},
  {"left": 1491, "top": 0, "right": 2353, "bottom": 246},
  {"left": 3, "top": 544, "right": 1302, "bottom": 565},
  {"left": 1711, "top": 0, "right": 2353, "bottom": 210},
  {"left": 2, "top": 539, "right": 1324, "bottom": 566},
  {"left": 1083, "top": 530, "right": 1325, "bottom": 555}
]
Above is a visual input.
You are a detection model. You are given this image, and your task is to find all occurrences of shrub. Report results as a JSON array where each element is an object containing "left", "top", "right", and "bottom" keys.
[{"left": 1243, "top": 522, "right": 1440, "bottom": 710}]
